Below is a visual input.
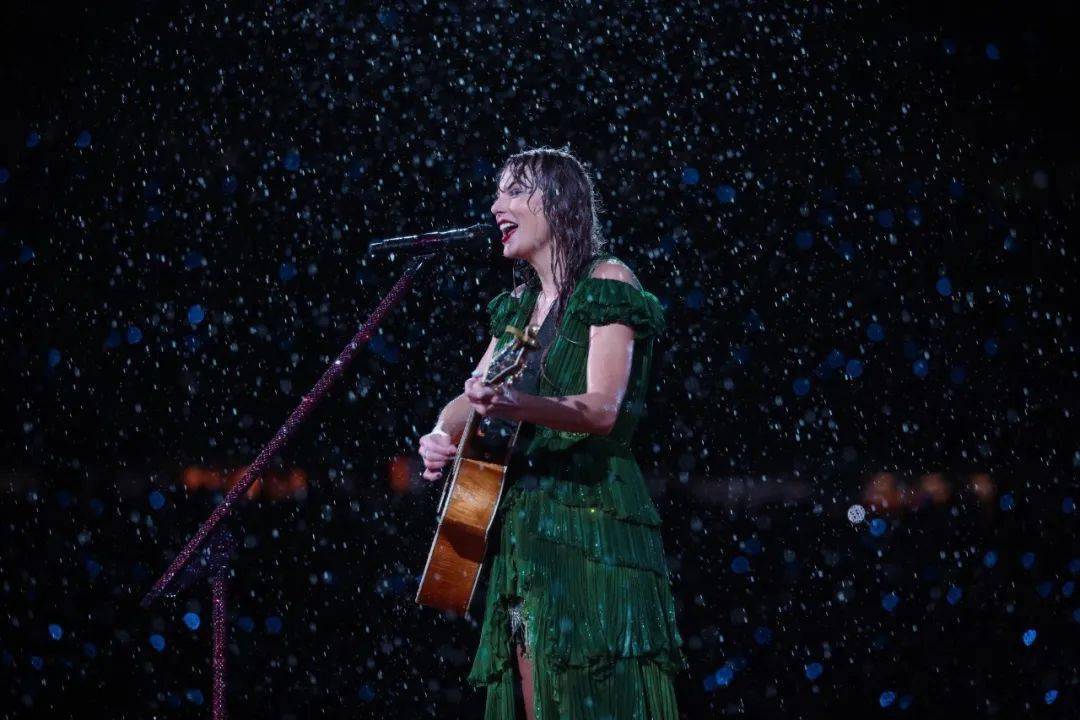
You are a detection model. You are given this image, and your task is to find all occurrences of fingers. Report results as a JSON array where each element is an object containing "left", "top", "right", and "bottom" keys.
[
  {"left": 419, "top": 431, "right": 457, "bottom": 482},
  {"left": 464, "top": 376, "right": 499, "bottom": 416},
  {"left": 421, "top": 433, "right": 456, "bottom": 455},
  {"left": 464, "top": 375, "right": 497, "bottom": 401}
]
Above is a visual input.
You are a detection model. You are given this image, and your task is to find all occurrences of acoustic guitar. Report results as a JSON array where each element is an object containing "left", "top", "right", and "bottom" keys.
[{"left": 416, "top": 323, "right": 541, "bottom": 616}]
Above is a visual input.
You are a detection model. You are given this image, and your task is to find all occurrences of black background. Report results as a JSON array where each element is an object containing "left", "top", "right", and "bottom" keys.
[{"left": 2, "top": 1, "right": 1078, "bottom": 717}]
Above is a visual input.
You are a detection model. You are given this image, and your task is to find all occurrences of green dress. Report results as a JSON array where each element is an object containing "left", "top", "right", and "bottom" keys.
[{"left": 466, "top": 253, "right": 687, "bottom": 719}]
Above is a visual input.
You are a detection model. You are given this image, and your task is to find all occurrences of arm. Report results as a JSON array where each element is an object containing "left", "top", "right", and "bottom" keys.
[
  {"left": 432, "top": 334, "right": 499, "bottom": 443},
  {"left": 471, "top": 322, "right": 633, "bottom": 435},
  {"left": 432, "top": 282, "right": 528, "bottom": 441},
  {"left": 464, "top": 263, "right": 639, "bottom": 436}
]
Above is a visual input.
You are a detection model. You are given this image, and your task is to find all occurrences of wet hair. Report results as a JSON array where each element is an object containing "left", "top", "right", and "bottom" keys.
[{"left": 496, "top": 144, "right": 607, "bottom": 335}]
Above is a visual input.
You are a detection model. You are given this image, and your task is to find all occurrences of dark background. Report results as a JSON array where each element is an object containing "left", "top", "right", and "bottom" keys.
[{"left": 2, "top": 1, "right": 1077, "bottom": 717}]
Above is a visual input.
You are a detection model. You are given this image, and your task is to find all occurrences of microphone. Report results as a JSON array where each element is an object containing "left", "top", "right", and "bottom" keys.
[{"left": 366, "top": 222, "right": 493, "bottom": 255}]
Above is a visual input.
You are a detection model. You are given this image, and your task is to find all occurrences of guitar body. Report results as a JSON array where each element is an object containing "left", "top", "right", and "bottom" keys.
[{"left": 416, "top": 325, "right": 539, "bottom": 616}]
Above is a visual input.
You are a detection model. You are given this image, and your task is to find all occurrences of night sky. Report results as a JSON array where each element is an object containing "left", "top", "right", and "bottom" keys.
[{"left": 2, "top": 1, "right": 1078, "bottom": 717}]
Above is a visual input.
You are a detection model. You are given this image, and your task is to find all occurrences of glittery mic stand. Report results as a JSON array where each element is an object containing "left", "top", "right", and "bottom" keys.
[{"left": 141, "top": 250, "right": 443, "bottom": 720}]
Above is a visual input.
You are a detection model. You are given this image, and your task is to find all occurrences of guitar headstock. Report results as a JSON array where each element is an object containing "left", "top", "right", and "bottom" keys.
[{"left": 484, "top": 324, "right": 539, "bottom": 388}]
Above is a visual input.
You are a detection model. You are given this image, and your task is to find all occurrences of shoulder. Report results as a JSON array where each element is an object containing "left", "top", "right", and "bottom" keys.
[{"left": 587, "top": 256, "right": 642, "bottom": 290}]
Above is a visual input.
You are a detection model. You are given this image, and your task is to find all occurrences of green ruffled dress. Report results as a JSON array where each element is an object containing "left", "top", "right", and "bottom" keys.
[{"left": 466, "top": 254, "right": 687, "bottom": 719}]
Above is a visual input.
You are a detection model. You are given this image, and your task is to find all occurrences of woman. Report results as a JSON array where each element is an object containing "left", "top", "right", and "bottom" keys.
[{"left": 417, "top": 147, "right": 685, "bottom": 719}]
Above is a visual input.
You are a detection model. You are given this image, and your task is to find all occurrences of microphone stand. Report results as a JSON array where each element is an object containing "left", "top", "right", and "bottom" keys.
[{"left": 141, "top": 251, "right": 440, "bottom": 719}]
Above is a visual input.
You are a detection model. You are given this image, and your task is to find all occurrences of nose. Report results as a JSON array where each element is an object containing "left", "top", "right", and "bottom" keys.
[{"left": 490, "top": 195, "right": 501, "bottom": 217}]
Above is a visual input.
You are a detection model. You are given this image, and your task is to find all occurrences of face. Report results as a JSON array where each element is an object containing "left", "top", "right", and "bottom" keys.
[{"left": 490, "top": 167, "right": 553, "bottom": 261}]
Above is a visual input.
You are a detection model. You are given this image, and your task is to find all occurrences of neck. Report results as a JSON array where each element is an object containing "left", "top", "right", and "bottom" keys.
[{"left": 525, "top": 243, "right": 560, "bottom": 301}]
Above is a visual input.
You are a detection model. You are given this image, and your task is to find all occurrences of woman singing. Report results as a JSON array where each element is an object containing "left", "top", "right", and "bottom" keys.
[{"left": 417, "top": 147, "right": 685, "bottom": 719}]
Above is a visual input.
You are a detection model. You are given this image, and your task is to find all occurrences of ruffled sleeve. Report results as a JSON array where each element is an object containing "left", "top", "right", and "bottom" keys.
[
  {"left": 485, "top": 290, "right": 517, "bottom": 337},
  {"left": 565, "top": 277, "right": 666, "bottom": 339}
]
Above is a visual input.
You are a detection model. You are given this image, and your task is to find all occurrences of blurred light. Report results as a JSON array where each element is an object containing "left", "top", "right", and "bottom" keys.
[
  {"left": 881, "top": 592, "right": 899, "bottom": 612},
  {"left": 265, "top": 616, "right": 283, "bottom": 634},
  {"left": 844, "top": 358, "right": 864, "bottom": 379},
  {"left": 187, "top": 304, "right": 206, "bottom": 325},
  {"left": 279, "top": 262, "right": 298, "bottom": 282},
  {"left": 912, "top": 359, "right": 929, "bottom": 378},
  {"left": 685, "top": 288, "right": 704, "bottom": 310},
  {"left": 75, "top": 130, "right": 92, "bottom": 148},
  {"left": 879, "top": 690, "right": 896, "bottom": 707},
  {"left": 794, "top": 230, "right": 813, "bottom": 249},
  {"left": 389, "top": 455, "right": 413, "bottom": 494},
  {"left": 183, "top": 612, "right": 200, "bottom": 630},
  {"left": 148, "top": 490, "right": 165, "bottom": 510},
  {"left": 999, "top": 493, "right": 1015, "bottom": 511},
  {"left": 804, "top": 662, "right": 823, "bottom": 680},
  {"left": 985, "top": 43, "right": 1000, "bottom": 60},
  {"left": 181, "top": 464, "right": 308, "bottom": 501},
  {"left": 48, "top": 623, "right": 63, "bottom": 640},
  {"left": 935, "top": 277, "right": 952, "bottom": 296},
  {"left": 866, "top": 323, "right": 885, "bottom": 342},
  {"left": 681, "top": 167, "right": 700, "bottom": 185},
  {"left": 150, "top": 634, "right": 166, "bottom": 652},
  {"left": 126, "top": 325, "right": 143, "bottom": 344},
  {"left": 282, "top": 150, "right": 301, "bottom": 171},
  {"left": 792, "top": 378, "right": 810, "bottom": 396},
  {"left": 26, "top": 131, "right": 41, "bottom": 148},
  {"left": 715, "top": 184, "right": 736, "bottom": 203},
  {"left": 1022, "top": 629, "right": 1036, "bottom": 646}
]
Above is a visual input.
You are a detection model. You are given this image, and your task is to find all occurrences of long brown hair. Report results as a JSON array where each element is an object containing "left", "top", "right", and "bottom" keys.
[
  {"left": 497, "top": 144, "right": 607, "bottom": 329},
  {"left": 496, "top": 145, "right": 608, "bottom": 391}
]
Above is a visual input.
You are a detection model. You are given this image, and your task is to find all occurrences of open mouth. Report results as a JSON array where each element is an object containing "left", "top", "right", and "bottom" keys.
[{"left": 500, "top": 223, "right": 518, "bottom": 243}]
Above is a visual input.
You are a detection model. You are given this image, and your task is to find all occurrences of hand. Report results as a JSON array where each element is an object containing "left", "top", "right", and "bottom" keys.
[
  {"left": 418, "top": 429, "right": 457, "bottom": 482},
  {"left": 464, "top": 372, "right": 518, "bottom": 419}
]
